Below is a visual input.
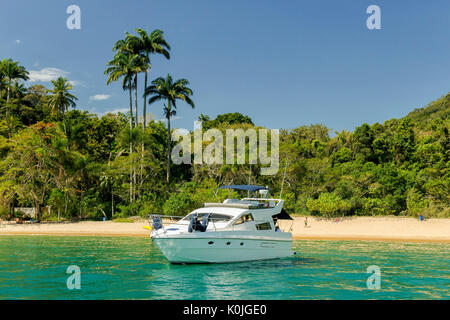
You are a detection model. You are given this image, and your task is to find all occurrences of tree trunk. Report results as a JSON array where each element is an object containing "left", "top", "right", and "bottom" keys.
[
  {"left": 280, "top": 160, "right": 288, "bottom": 198},
  {"left": 143, "top": 68, "right": 148, "bottom": 129},
  {"left": 63, "top": 111, "right": 67, "bottom": 136},
  {"left": 64, "top": 108, "right": 69, "bottom": 151},
  {"left": 140, "top": 69, "right": 148, "bottom": 197},
  {"left": 64, "top": 183, "right": 69, "bottom": 218},
  {"left": 9, "top": 201, "right": 14, "bottom": 219},
  {"left": 129, "top": 79, "right": 134, "bottom": 129},
  {"left": 111, "top": 188, "right": 114, "bottom": 217},
  {"left": 6, "top": 84, "right": 11, "bottom": 137},
  {"left": 134, "top": 74, "right": 139, "bottom": 128},
  {"left": 11, "top": 196, "right": 15, "bottom": 218},
  {"left": 166, "top": 103, "right": 171, "bottom": 191},
  {"left": 133, "top": 167, "right": 136, "bottom": 202},
  {"left": 129, "top": 80, "right": 133, "bottom": 204},
  {"left": 134, "top": 74, "right": 139, "bottom": 202},
  {"left": 6, "top": 85, "right": 10, "bottom": 119},
  {"left": 35, "top": 201, "right": 41, "bottom": 221}
]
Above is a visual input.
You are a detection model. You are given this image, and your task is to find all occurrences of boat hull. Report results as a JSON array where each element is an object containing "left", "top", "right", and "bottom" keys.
[{"left": 152, "top": 232, "right": 294, "bottom": 264}]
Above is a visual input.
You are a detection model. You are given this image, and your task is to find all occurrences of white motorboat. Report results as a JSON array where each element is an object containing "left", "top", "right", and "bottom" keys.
[{"left": 149, "top": 185, "right": 295, "bottom": 264}]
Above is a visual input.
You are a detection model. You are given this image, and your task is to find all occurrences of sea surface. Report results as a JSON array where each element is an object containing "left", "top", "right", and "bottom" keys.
[{"left": 0, "top": 236, "right": 448, "bottom": 300}]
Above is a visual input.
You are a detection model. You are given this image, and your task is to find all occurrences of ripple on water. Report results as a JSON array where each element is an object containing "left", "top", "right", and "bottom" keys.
[{"left": 0, "top": 236, "right": 448, "bottom": 299}]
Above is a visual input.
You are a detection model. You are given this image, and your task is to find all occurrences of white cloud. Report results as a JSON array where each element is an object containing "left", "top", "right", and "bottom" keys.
[
  {"left": 100, "top": 108, "right": 129, "bottom": 116},
  {"left": 28, "top": 67, "right": 70, "bottom": 82},
  {"left": 155, "top": 116, "right": 182, "bottom": 122},
  {"left": 69, "top": 80, "right": 85, "bottom": 87},
  {"left": 15, "top": 40, "right": 21, "bottom": 44},
  {"left": 90, "top": 94, "right": 111, "bottom": 101}
]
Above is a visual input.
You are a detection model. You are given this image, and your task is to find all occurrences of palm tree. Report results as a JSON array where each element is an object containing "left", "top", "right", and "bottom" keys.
[
  {"left": 105, "top": 52, "right": 136, "bottom": 129},
  {"left": 46, "top": 77, "right": 77, "bottom": 136},
  {"left": 0, "top": 58, "right": 29, "bottom": 118},
  {"left": 100, "top": 170, "right": 117, "bottom": 218},
  {"left": 131, "top": 29, "right": 170, "bottom": 130},
  {"left": 105, "top": 51, "right": 143, "bottom": 203},
  {"left": 124, "top": 29, "right": 170, "bottom": 197},
  {"left": 133, "top": 57, "right": 147, "bottom": 128},
  {"left": 198, "top": 113, "right": 210, "bottom": 122},
  {"left": 144, "top": 74, "right": 194, "bottom": 189}
]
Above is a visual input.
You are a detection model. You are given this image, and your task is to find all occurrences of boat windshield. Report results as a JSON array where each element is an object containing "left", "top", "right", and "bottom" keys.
[{"left": 180, "top": 212, "right": 232, "bottom": 223}]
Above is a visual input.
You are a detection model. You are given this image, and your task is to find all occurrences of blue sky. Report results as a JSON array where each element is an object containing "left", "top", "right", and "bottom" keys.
[{"left": 2, "top": 0, "right": 450, "bottom": 132}]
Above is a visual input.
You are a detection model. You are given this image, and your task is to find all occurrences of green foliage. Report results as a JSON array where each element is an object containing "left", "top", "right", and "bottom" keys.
[
  {"left": 201, "top": 112, "right": 254, "bottom": 130},
  {"left": 0, "top": 53, "right": 449, "bottom": 221},
  {"left": 406, "top": 189, "right": 429, "bottom": 217},
  {"left": 162, "top": 179, "right": 225, "bottom": 216},
  {"left": 163, "top": 191, "right": 193, "bottom": 216},
  {"left": 406, "top": 93, "right": 450, "bottom": 130},
  {"left": 306, "top": 192, "right": 351, "bottom": 217},
  {"left": 331, "top": 147, "right": 353, "bottom": 165}
]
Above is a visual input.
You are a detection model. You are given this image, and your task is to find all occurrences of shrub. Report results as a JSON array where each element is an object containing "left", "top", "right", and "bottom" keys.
[
  {"left": 163, "top": 191, "right": 193, "bottom": 216},
  {"left": 306, "top": 192, "right": 351, "bottom": 217}
]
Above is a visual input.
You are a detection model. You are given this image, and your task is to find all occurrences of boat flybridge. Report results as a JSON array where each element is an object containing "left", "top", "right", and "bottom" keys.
[{"left": 149, "top": 185, "right": 295, "bottom": 264}]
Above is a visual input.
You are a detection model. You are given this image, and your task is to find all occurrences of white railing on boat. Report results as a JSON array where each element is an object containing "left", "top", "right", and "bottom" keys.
[{"left": 147, "top": 214, "right": 293, "bottom": 234}]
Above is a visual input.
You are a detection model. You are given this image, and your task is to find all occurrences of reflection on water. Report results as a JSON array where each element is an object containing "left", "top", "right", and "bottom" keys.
[{"left": 0, "top": 236, "right": 448, "bottom": 299}]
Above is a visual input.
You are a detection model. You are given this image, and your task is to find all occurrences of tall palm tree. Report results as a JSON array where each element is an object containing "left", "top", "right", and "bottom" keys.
[
  {"left": 46, "top": 77, "right": 77, "bottom": 136},
  {"left": 0, "top": 58, "right": 29, "bottom": 118},
  {"left": 105, "top": 51, "right": 143, "bottom": 203},
  {"left": 111, "top": 36, "right": 141, "bottom": 127},
  {"left": 105, "top": 52, "right": 137, "bottom": 129},
  {"left": 131, "top": 29, "right": 170, "bottom": 130},
  {"left": 124, "top": 29, "right": 170, "bottom": 197},
  {"left": 144, "top": 74, "right": 194, "bottom": 189},
  {"left": 133, "top": 57, "right": 147, "bottom": 127}
]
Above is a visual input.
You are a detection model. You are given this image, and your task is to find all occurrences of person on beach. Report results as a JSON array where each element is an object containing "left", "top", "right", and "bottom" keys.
[{"left": 304, "top": 217, "right": 308, "bottom": 228}]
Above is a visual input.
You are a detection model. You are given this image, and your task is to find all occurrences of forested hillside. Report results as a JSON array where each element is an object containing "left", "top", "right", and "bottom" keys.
[{"left": 1, "top": 53, "right": 448, "bottom": 220}]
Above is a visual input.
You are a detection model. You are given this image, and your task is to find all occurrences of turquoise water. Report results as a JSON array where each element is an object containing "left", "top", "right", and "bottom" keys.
[{"left": 0, "top": 236, "right": 448, "bottom": 300}]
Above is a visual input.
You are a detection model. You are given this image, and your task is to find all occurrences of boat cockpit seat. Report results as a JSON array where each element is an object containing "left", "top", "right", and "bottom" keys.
[
  {"left": 188, "top": 214, "right": 209, "bottom": 233},
  {"left": 152, "top": 216, "right": 163, "bottom": 230}
]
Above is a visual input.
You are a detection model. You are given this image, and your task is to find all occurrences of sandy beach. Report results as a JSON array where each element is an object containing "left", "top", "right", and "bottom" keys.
[
  {"left": 1, "top": 216, "right": 449, "bottom": 242},
  {"left": 281, "top": 217, "right": 450, "bottom": 242}
]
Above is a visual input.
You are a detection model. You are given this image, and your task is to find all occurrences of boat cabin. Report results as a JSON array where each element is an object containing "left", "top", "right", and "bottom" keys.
[{"left": 150, "top": 185, "right": 292, "bottom": 235}]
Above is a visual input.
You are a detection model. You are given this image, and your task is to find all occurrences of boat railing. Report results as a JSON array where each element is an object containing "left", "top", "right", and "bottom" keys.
[
  {"left": 147, "top": 214, "right": 293, "bottom": 233},
  {"left": 147, "top": 214, "right": 233, "bottom": 234}
]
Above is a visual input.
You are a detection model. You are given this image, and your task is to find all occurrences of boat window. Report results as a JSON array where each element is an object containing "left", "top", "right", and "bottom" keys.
[
  {"left": 181, "top": 213, "right": 232, "bottom": 222},
  {"left": 256, "top": 222, "right": 272, "bottom": 230},
  {"left": 233, "top": 213, "right": 254, "bottom": 225}
]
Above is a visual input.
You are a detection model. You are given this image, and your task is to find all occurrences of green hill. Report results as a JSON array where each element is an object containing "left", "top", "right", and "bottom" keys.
[{"left": 406, "top": 93, "right": 450, "bottom": 129}]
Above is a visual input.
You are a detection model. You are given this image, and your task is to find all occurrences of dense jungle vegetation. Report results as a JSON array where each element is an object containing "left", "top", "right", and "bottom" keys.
[{"left": 0, "top": 29, "right": 449, "bottom": 220}]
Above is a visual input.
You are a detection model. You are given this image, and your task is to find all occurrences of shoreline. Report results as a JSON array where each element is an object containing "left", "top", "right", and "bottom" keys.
[
  {"left": 1, "top": 233, "right": 449, "bottom": 243},
  {"left": 1, "top": 217, "right": 449, "bottom": 243}
]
